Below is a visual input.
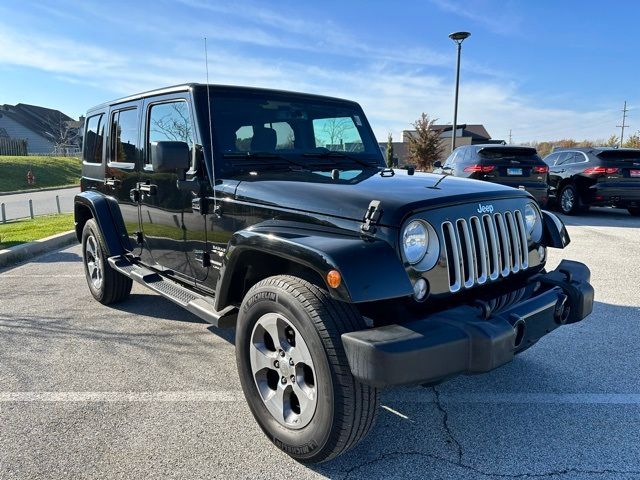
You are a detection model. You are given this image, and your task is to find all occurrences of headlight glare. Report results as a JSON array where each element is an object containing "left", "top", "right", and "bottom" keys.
[
  {"left": 524, "top": 203, "right": 543, "bottom": 242},
  {"left": 402, "top": 220, "right": 428, "bottom": 264}
]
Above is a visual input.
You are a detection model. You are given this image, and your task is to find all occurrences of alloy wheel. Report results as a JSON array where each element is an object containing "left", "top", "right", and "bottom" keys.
[
  {"left": 249, "top": 313, "right": 318, "bottom": 429},
  {"left": 85, "top": 235, "right": 103, "bottom": 290}
]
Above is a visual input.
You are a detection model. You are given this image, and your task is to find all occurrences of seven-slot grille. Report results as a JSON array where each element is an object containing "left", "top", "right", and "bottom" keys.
[{"left": 441, "top": 210, "right": 529, "bottom": 292}]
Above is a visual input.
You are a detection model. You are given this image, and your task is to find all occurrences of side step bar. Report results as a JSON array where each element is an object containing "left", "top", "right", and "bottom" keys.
[{"left": 108, "top": 256, "right": 237, "bottom": 328}]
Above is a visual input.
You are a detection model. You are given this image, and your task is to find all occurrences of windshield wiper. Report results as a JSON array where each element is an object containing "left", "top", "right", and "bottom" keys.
[
  {"left": 302, "top": 151, "right": 378, "bottom": 169},
  {"left": 223, "top": 152, "right": 309, "bottom": 170}
]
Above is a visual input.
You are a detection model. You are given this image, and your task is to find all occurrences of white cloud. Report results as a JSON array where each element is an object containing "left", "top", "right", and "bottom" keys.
[{"left": 0, "top": 4, "right": 626, "bottom": 144}]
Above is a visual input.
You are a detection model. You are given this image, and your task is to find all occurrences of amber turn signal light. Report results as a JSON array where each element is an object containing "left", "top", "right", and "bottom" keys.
[{"left": 326, "top": 270, "right": 342, "bottom": 289}]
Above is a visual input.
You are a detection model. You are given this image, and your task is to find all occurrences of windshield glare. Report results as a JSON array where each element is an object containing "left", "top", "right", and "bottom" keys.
[{"left": 211, "top": 94, "right": 382, "bottom": 165}]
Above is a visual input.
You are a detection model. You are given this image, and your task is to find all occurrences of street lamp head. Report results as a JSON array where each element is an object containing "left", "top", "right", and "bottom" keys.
[{"left": 449, "top": 31, "right": 471, "bottom": 43}]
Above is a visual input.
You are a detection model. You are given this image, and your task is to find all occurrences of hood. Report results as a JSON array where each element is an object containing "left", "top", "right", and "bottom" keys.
[{"left": 234, "top": 168, "right": 531, "bottom": 227}]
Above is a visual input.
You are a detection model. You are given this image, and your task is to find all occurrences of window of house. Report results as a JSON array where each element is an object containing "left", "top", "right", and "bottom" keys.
[
  {"left": 147, "top": 101, "right": 193, "bottom": 164},
  {"left": 109, "top": 108, "right": 138, "bottom": 164},
  {"left": 83, "top": 114, "right": 104, "bottom": 163}
]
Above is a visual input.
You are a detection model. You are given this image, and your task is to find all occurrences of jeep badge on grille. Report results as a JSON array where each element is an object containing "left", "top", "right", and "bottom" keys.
[{"left": 477, "top": 203, "right": 494, "bottom": 214}]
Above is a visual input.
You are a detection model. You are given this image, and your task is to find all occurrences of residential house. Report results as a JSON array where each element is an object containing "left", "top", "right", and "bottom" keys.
[{"left": 0, "top": 103, "right": 83, "bottom": 155}]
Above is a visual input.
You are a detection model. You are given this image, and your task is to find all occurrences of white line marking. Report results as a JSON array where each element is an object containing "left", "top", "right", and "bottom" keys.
[
  {"left": 389, "top": 391, "right": 640, "bottom": 405},
  {"left": 0, "top": 274, "right": 83, "bottom": 278},
  {"left": 381, "top": 405, "right": 411, "bottom": 420},
  {"left": 4, "top": 391, "right": 640, "bottom": 405},
  {"left": 0, "top": 391, "right": 243, "bottom": 402}
]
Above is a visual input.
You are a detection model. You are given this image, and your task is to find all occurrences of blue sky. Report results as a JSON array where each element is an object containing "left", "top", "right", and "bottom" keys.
[{"left": 0, "top": 0, "right": 637, "bottom": 143}]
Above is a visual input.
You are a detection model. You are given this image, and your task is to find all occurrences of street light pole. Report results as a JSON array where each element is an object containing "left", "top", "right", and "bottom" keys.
[{"left": 449, "top": 31, "right": 470, "bottom": 152}]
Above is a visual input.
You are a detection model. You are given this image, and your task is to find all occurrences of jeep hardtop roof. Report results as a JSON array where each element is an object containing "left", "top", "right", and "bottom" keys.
[{"left": 87, "top": 83, "right": 358, "bottom": 113}]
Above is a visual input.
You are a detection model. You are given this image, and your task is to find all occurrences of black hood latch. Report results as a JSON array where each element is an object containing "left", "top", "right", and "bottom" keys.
[{"left": 361, "top": 200, "right": 382, "bottom": 234}]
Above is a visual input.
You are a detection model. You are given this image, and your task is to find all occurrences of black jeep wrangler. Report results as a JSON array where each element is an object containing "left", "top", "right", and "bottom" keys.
[{"left": 75, "top": 84, "right": 594, "bottom": 463}]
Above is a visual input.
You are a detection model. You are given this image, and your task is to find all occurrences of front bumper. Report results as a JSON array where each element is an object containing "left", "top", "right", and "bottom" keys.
[{"left": 342, "top": 260, "right": 594, "bottom": 387}]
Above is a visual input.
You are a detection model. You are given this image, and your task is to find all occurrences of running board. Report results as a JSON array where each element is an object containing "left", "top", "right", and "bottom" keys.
[{"left": 107, "top": 256, "right": 237, "bottom": 328}]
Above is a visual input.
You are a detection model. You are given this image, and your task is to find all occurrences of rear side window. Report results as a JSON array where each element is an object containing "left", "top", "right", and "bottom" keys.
[
  {"left": 147, "top": 101, "right": 194, "bottom": 165},
  {"left": 543, "top": 153, "right": 559, "bottom": 166},
  {"left": 83, "top": 114, "right": 104, "bottom": 163},
  {"left": 109, "top": 108, "right": 138, "bottom": 164}
]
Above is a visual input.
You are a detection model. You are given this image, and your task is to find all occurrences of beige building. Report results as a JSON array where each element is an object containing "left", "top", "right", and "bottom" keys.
[{"left": 380, "top": 124, "right": 504, "bottom": 166}]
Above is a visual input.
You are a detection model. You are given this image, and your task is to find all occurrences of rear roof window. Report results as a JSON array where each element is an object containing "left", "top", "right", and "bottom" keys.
[
  {"left": 596, "top": 149, "right": 640, "bottom": 161},
  {"left": 478, "top": 147, "right": 541, "bottom": 162}
]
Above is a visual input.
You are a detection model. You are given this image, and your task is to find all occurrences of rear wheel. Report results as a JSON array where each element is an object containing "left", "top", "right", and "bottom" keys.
[
  {"left": 629, "top": 207, "right": 640, "bottom": 216},
  {"left": 558, "top": 184, "right": 584, "bottom": 215},
  {"left": 81, "top": 219, "right": 132, "bottom": 304},
  {"left": 236, "top": 275, "right": 378, "bottom": 464}
]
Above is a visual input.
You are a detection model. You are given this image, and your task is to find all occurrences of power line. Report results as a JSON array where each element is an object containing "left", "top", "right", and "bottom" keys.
[
  {"left": 616, "top": 101, "right": 629, "bottom": 147},
  {"left": 508, "top": 129, "right": 513, "bottom": 145}
]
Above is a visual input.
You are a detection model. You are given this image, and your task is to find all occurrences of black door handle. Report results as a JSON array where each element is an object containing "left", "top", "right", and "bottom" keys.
[
  {"left": 139, "top": 184, "right": 157, "bottom": 195},
  {"left": 104, "top": 177, "right": 121, "bottom": 187}
]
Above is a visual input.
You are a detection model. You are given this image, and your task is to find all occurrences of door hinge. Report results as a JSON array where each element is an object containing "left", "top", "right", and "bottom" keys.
[
  {"left": 192, "top": 197, "right": 210, "bottom": 215},
  {"left": 361, "top": 200, "right": 382, "bottom": 234},
  {"left": 135, "top": 231, "right": 144, "bottom": 245}
]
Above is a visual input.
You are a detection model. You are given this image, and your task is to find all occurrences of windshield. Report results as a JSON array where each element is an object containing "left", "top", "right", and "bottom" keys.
[{"left": 211, "top": 93, "right": 383, "bottom": 168}]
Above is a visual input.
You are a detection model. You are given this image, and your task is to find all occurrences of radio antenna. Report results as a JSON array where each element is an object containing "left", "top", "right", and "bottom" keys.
[{"left": 204, "top": 37, "right": 217, "bottom": 216}]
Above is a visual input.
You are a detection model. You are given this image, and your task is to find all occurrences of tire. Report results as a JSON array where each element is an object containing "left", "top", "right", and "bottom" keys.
[
  {"left": 558, "top": 184, "right": 583, "bottom": 215},
  {"left": 235, "top": 275, "right": 379, "bottom": 464},
  {"left": 81, "top": 219, "right": 132, "bottom": 305},
  {"left": 628, "top": 207, "right": 640, "bottom": 216}
]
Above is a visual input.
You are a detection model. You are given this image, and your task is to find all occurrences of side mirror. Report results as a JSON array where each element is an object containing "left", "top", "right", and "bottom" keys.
[
  {"left": 433, "top": 160, "right": 442, "bottom": 168},
  {"left": 150, "top": 141, "right": 190, "bottom": 172}
]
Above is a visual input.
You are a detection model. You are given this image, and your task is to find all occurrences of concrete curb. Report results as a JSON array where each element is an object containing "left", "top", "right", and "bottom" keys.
[
  {"left": 0, "top": 185, "right": 78, "bottom": 196},
  {"left": 0, "top": 230, "right": 77, "bottom": 268}
]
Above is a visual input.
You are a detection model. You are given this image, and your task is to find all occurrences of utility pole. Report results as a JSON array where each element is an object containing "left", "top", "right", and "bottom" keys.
[
  {"left": 617, "top": 101, "right": 629, "bottom": 147},
  {"left": 508, "top": 129, "right": 513, "bottom": 145}
]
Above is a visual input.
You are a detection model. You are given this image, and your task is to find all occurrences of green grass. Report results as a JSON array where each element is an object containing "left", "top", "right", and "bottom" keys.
[
  {"left": 0, "top": 156, "right": 81, "bottom": 193},
  {"left": 0, "top": 213, "right": 74, "bottom": 249}
]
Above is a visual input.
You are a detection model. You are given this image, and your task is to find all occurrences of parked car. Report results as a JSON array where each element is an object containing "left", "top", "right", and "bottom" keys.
[
  {"left": 543, "top": 147, "right": 640, "bottom": 216},
  {"left": 433, "top": 144, "right": 549, "bottom": 206},
  {"left": 74, "top": 84, "right": 594, "bottom": 463}
]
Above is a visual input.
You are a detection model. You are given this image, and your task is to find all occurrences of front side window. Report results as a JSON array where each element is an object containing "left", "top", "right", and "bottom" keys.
[
  {"left": 83, "top": 114, "right": 104, "bottom": 163},
  {"left": 147, "top": 101, "right": 193, "bottom": 164},
  {"left": 110, "top": 108, "right": 138, "bottom": 164}
]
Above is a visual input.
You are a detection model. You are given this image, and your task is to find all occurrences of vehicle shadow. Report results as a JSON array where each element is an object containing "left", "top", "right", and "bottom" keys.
[
  {"left": 554, "top": 206, "right": 640, "bottom": 228},
  {"left": 310, "top": 300, "right": 640, "bottom": 479}
]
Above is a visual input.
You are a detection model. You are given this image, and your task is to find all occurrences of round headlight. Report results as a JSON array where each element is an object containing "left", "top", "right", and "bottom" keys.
[
  {"left": 402, "top": 220, "right": 428, "bottom": 264},
  {"left": 524, "top": 203, "right": 543, "bottom": 241}
]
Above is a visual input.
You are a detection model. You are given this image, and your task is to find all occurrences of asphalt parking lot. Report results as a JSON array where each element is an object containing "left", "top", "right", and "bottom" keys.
[{"left": 1, "top": 207, "right": 639, "bottom": 479}]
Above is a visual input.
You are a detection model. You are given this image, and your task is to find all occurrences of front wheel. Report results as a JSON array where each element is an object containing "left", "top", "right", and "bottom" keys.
[{"left": 235, "top": 275, "right": 379, "bottom": 464}]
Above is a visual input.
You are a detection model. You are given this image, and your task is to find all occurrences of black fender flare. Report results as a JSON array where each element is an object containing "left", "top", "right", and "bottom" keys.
[
  {"left": 214, "top": 225, "right": 413, "bottom": 309},
  {"left": 542, "top": 210, "right": 570, "bottom": 248},
  {"left": 74, "top": 191, "right": 132, "bottom": 255}
]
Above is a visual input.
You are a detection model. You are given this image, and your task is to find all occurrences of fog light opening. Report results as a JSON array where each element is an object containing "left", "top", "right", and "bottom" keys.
[
  {"left": 413, "top": 278, "right": 428, "bottom": 302},
  {"left": 513, "top": 320, "right": 526, "bottom": 348}
]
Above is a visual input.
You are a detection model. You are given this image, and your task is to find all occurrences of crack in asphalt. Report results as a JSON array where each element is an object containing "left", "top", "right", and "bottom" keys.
[
  {"left": 432, "top": 385, "right": 463, "bottom": 464},
  {"left": 340, "top": 389, "right": 640, "bottom": 479},
  {"left": 341, "top": 449, "right": 640, "bottom": 479}
]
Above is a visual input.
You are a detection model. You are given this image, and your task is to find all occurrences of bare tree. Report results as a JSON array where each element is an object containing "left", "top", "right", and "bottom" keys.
[
  {"left": 150, "top": 103, "right": 193, "bottom": 144},
  {"left": 406, "top": 113, "right": 444, "bottom": 171},
  {"left": 321, "top": 117, "right": 353, "bottom": 149},
  {"left": 45, "top": 112, "right": 77, "bottom": 154}
]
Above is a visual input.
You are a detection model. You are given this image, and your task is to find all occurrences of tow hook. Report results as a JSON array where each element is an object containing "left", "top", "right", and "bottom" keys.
[{"left": 554, "top": 293, "right": 570, "bottom": 325}]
